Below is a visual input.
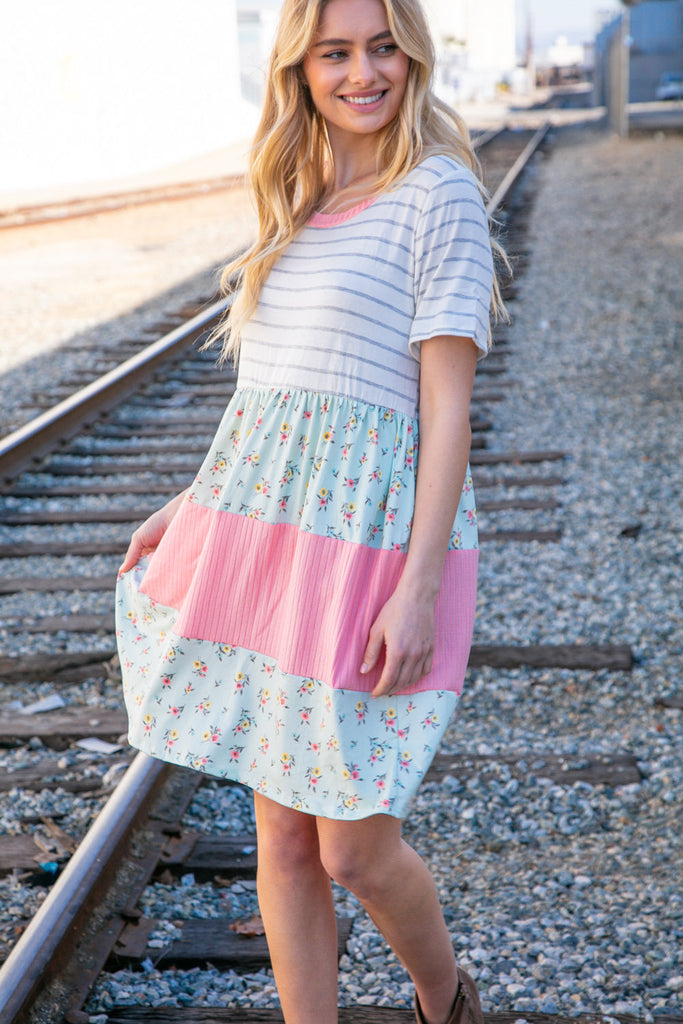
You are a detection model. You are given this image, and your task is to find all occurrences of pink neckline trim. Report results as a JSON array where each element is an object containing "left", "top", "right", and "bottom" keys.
[{"left": 309, "top": 196, "right": 376, "bottom": 227}]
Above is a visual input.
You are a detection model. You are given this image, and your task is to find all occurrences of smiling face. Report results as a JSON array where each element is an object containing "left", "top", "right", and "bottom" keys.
[{"left": 301, "top": 0, "right": 410, "bottom": 150}]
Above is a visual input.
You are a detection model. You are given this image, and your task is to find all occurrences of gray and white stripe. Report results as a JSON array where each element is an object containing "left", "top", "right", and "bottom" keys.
[{"left": 238, "top": 155, "right": 494, "bottom": 417}]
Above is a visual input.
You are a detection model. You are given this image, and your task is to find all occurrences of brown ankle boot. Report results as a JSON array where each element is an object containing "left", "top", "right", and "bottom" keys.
[{"left": 414, "top": 966, "right": 484, "bottom": 1024}]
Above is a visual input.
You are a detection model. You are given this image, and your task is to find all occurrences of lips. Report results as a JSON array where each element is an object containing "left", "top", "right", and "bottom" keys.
[{"left": 339, "top": 90, "right": 387, "bottom": 106}]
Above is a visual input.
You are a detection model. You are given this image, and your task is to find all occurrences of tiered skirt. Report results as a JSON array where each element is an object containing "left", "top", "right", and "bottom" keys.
[{"left": 116, "top": 386, "right": 479, "bottom": 818}]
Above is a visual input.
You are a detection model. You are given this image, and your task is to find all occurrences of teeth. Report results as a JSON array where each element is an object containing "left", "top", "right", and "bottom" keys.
[{"left": 343, "top": 92, "right": 384, "bottom": 105}]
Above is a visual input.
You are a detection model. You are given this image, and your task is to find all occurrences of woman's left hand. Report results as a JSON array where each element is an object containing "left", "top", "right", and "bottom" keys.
[
  {"left": 361, "top": 589, "right": 435, "bottom": 697},
  {"left": 360, "top": 336, "right": 478, "bottom": 698}
]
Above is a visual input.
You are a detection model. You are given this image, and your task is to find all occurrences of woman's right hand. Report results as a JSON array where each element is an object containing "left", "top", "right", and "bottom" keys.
[{"left": 118, "top": 489, "right": 189, "bottom": 574}]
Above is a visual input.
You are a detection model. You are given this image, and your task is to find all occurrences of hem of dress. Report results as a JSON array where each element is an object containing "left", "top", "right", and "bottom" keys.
[{"left": 127, "top": 737, "right": 409, "bottom": 821}]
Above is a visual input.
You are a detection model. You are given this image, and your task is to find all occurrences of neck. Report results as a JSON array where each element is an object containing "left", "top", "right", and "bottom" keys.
[
  {"left": 326, "top": 126, "right": 381, "bottom": 192},
  {"left": 319, "top": 170, "right": 380, "bottom": 215}
]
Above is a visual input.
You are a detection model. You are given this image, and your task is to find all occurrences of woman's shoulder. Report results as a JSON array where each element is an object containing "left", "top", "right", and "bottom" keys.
[
  {"left": 390, "top": 154, "right": 482, "bottom": 220},
  {"left": 404, "top": 152, "right": 480, "bottom": 193}
]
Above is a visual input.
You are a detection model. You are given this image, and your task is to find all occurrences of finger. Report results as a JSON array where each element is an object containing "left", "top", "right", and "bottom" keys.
[
  {"left": 407, "top": 651, "right": 432, "bottom": 690},
  {"left": 373, "top": 648, "right": 431, "bottom": 698},
  {"left": 409, "top": 653, "right": 433, "bottom": 691},
  {"left": 360, "top": 626, "right": 385, "bottom": 676},
  {"left": 119, "top": 535, "right": 146, "bottom": 575},
  {"left": 371, "top": 654, "right": 405, "bottom": 698},
  {"left": 118, "top": 548, "right": 139, "bottom": 575}
]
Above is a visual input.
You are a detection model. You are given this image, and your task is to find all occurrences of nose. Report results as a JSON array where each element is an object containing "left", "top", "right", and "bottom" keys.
[{"left": 348, "top": 49, "right": 376, "bottom": 86}]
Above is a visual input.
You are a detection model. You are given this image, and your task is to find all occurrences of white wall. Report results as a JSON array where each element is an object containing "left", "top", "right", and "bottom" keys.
[
  {"left": 466, "top": 0, "right": 516, "bottom": 73},
  {"left": 0, "top": 0, "right": 257, "bottom": 194},
  {"left": 424, "top": 0, "right": 515, "bottom": 68},
  {"left": 423, "top": 0, "right": 516, "bottom": 100}
]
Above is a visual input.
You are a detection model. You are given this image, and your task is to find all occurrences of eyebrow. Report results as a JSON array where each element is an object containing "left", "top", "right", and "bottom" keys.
[{"left": 312, "top": 30, "right": 394, "bottom": 49}]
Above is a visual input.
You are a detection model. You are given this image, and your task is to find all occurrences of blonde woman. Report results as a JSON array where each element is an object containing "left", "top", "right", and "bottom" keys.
[{"left": 117, "top": 0, "right": 503, "bottom": 1021}]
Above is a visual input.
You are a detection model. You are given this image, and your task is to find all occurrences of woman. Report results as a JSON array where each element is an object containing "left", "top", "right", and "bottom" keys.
[{"left": 117, "top": 1, "right": 504, "bottom": 1021}]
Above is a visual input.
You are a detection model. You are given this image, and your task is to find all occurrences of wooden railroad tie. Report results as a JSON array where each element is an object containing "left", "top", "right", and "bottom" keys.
[
  {"left": 0, "top": 745, "right": 643, "bottom": 880},
  {"left": 109, "top": 915, "right": 352, "bottom": 973},
  {"left": 479, "top": 528, "right": 562, "bottom": 542},
  {"left": 0, "top": 497, "right": 558, "bottom": 532},
  {"left": 0, "top": 650, "right": 118, "bottom": 681},
  {"left": 425, "top": 751, "right": 641, "bottom": 788},
  {"left": 104, "top": 1007, "right": 683, "bottom": 1023},
  {"left": 4, "top": 472, "right": 561, "bottom": 501},
  {"left": 655, "top": 693, "right": 683, "bottom": 710},
  {"left": 0, "top": 644, "right": 633, "bottom": 683},
  {"left": 0, "top": 707, "right": 128, "bottom": 748},
  {"left": 0, "top": 742, "right": 641, "bottom": 818},
  {"left": 0, "top": 754, "right": 133, "bottom": 795},
  {"left": 10, "top": 445, "right": 565, "bottom": 481},
  {"left": 0, "top": 524, "right": 563, "bottom": 563}
]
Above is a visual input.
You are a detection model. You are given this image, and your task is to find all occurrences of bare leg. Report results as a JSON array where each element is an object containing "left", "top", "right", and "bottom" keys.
[
  {"left": 253, "top": 793, "right": 339, "bottom": 1024},
  {"left": 317, "top": 814, "right": 459, "bottom": 1024}
]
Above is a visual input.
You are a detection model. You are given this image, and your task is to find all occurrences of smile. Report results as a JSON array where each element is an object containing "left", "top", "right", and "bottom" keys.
[{"left": 340, "top": 91, "right": 387, "bottom": 106}]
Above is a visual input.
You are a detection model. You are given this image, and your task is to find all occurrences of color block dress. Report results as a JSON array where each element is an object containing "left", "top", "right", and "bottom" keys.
[{"left": 116, "top": 154, "right": 494, "bottom": 819}]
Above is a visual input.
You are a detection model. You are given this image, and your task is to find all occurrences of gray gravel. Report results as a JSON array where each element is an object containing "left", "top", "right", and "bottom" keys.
[
  {"left": 0, "top": 186, "right": 255, "bottom": 435},
  {"left": 2, "top": 123, "right": 682, "bottom": 1019}
]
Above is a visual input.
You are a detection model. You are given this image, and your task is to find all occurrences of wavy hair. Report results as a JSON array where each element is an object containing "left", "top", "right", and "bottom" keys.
[{"left": 213, "top": 0, "right": 508, "bottom": 361}]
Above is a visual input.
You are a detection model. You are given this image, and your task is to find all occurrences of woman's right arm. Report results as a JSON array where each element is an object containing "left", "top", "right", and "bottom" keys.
[{"left": 118, "top": 488, "right": 190, "bottom": 574}]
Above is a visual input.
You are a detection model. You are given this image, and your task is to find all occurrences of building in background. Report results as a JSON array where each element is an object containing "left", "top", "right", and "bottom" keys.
[
  {"left": 237, "top": 0, "right": 281, "bottom": 107},
  {"left": 594, "top": 0, "right": 683, "bottom": 103},
  {"left": 532, "top": 34, "right": 593, "bottom": 87},
  {"left": 0, "top": 0, "right": 524, "bottom": 199},
  {"left": 236, "top": 0, "right": 519, "bottom": 108},
  {"left": 422, "top": 0, "right": 518, "bottom": 102},
  {"left": 0, "top": 0, "right": 259, "bottom": 199}
]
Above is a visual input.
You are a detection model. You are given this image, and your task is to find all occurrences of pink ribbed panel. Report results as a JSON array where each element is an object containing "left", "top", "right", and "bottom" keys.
[
  {"left": 141, "top": 500, "right": 215, "bottom": 611},
  {"left": 139, "top": 501, "right": 478, "bottom": 695}
]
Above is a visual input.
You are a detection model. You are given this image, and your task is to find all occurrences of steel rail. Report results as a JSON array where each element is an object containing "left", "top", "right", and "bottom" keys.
[
  {"left": 0, "top": 752, "right": 168, "bottom": 1022},
  {"left": 0, "top": 127, "right": 500, "bottom": 232},
  {"left": 0, "top": 129, "right": 542, "bottom": 488},
  {"left": 0, "top": 122, "right": 502, "bottom": 231},
  {"left": 0, "top": 174, "right": 246, "bottom": 231},
  {"left": 0, "top": 126, "right": 553, "bottom": 1021},
  {"left": 472, "top": 126, "right": 505, "bottom": 150},
  {"left": 0, "top": 296, "right": 229, "bottom": 486},
  {"left": 485, "top": 123, "right": 550, "bottom": 216}
]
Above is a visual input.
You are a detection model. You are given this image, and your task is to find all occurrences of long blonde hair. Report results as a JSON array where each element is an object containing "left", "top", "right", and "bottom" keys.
[{"left": 214, "top": 0, "right": 507, "bottom": 361}]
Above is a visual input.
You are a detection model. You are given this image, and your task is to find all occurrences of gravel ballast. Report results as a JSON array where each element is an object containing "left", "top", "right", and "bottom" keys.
[
  {"left": 2, "top": 122, "right": 682, "bottom": 1020},
  {"left": 0, "top": 186, "right": 255, "bottom": 435}
]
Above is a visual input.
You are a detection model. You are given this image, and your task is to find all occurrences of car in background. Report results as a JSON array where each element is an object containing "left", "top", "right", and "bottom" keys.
[{"left": 655, "top": 71, "right": 683, "bottom": 100}]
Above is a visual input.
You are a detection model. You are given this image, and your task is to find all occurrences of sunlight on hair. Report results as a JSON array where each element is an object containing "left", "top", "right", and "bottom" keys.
[{"left": 207, "top": 0, "right": 509, "bottom": 364}]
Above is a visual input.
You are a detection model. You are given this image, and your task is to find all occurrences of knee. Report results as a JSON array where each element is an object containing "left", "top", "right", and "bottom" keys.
[
  {"left": 255, "top": 799, "right": 320, "bottom": 877},
  {"left": 319, "top": 836, "right": 387, "bottom": 902}
]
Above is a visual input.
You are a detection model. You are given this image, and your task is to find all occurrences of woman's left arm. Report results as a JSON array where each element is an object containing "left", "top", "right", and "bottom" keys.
[{"left": 361, "top": 335, "right": 479, "bottom": 697}]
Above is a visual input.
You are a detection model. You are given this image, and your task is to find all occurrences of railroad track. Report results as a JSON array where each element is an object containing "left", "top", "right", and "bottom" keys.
[
  {"left": 0, "top": 125, "right": 639, "bottom": 1022},
  {"left": 0, "top": 130, "right": 500, "bottom": 234}
]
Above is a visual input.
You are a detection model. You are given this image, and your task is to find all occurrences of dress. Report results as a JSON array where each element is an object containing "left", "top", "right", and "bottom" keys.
[{"left": 116, "top": 154, "right": 494, "bottom": 819}]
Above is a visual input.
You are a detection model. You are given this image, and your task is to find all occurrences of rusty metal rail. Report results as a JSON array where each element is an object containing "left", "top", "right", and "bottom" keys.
[
  {"left": 0, "top": 127, "right": 549, "bottom": 490},
  {"left": 486, "top": 124, "right": 550, "bottom": 216},
  {"left": 0, "top": 175, "right": 245, "bottom": 231},
  {"left": 0, "top": 753, "right": 168, "bottom": 1022}
]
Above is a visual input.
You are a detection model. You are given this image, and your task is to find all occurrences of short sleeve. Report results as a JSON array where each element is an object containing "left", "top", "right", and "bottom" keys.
[{"left": 408, "top": 163, "right": 494, "bottom": 361}]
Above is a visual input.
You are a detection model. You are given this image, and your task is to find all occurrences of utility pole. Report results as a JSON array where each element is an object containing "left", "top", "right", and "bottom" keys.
[{"left": 615, "top": 0, "right": 641, "bottom": 137}]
